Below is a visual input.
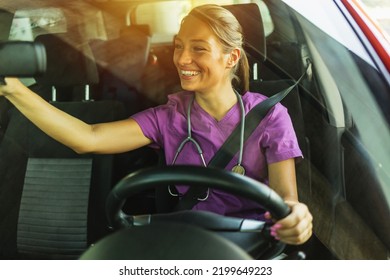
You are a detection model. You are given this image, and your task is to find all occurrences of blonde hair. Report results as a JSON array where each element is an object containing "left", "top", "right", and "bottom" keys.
[{"left": 184, "top": 4, "right": 250, "bottom": 94}]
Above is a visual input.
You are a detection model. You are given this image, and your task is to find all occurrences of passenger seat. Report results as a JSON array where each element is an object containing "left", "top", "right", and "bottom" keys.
[{"left": 89, "top": 25, "right": 151, "bottom": 115}]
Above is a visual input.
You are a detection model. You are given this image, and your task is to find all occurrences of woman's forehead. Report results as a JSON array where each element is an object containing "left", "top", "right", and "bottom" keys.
[{"left": 176, "top": 15, "right": 216, "bottom": 43}]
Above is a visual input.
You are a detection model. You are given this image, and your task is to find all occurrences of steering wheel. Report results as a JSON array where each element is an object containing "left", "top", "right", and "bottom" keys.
[{"left": 80, "top": 165, "right": 290, "bottom": 260}]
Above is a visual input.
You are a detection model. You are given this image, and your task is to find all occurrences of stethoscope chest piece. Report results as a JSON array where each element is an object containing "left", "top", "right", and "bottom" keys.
[{"left": 231, "top": 164, "right": 245, "bottom": 175}]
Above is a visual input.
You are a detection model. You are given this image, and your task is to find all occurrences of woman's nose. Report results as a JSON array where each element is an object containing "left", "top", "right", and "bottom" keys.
[{"left": 176, "top": 48, "right": 192, "bottom": 65}]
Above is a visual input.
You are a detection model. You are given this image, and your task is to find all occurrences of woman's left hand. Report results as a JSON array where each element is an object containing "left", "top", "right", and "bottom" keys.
[{"left": 265, "top": 201, "right": 313, "bottom": 245}]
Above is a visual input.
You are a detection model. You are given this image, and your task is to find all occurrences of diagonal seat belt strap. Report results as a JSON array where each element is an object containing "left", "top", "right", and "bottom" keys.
[
  {"left": 210, "top": 61, "right": 310, "bottom": 169},
  {"left": 209, "top": 81, "right": 300, "bottom": 168}
]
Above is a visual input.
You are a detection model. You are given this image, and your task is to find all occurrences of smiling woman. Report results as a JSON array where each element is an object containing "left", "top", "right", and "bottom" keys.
[
  {"left": 0, "top": 1, "right": 313, "bottom": 260},
  {"left": 0, "top": 0, "right": 389, "bottom": 263}
]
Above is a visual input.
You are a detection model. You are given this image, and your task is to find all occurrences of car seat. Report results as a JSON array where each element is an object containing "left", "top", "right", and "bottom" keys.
[
  {"left": 0, "top": 9, "right": 16, "bottom": 144},
  {"left": 223, "top": 3, "right": 311, "bottom": 213},
  {"left": 223, "top": 3, "right": 266, "bottom": 93},
  {"left": 0, "top": 32, "right": 127, "bottom": 259},
  {"left": 224, "top": 3, "right": 310, "bottom": 259},
  {"left": 223, "top": 3, "right": 266, "bottom": 61},
  {"left": 223, "top": 3, "right": 308, "bottom": 156},
  {"left": 89, "top": 25, "right": 152, "bottom": 116}
]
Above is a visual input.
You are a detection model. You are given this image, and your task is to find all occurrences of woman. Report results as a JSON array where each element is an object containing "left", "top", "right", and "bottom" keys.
[{"left": 0, "top": 4, "right": 312, "bottom": 245}]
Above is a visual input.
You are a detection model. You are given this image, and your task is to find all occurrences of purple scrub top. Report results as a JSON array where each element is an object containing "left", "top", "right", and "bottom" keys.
[{"left": 131, "top": 91, "right": 302, "bottom": 220}]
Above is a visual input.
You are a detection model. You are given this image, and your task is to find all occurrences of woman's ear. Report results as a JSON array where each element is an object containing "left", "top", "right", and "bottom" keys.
[{"left": 227, "top": 48, "right": 241, "bottom": 68}]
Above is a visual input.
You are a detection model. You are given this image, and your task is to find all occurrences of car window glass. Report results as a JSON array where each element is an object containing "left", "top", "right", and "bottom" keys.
[
  {"left": 253, "top": 0, "right": 274, "bottom": 36},
  {"left": 360, "top": 0, "right": 390, "bottom": 36},
  {"left": 133, "top": 0, "right": 274, "bottom": 44},
  {"left": 291, "top": 6, "right": 390, "bottom": 201},
  {"left": 133, "top": 1, "right": 191, "bottom": 44},
  {"left": 9, "top": 8, "right": 66, "bottom": 41}
]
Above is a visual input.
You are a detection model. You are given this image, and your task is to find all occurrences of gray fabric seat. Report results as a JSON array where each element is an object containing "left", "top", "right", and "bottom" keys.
[
  {"left": 0, "top": 33, "right": 127, "bottom": 259},
  {"left": 89, "top": 25, "right": 152, "bottom": 115}
]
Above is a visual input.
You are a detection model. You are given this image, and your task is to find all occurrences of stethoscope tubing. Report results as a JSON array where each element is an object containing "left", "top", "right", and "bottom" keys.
[{"left": 170, "top": 90, "right": 246, "bottom": 200}]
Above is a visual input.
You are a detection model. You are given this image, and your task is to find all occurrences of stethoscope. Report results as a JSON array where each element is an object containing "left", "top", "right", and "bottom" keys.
[{"left": 169, "top": 90, "right": 246, "bottom": 200}]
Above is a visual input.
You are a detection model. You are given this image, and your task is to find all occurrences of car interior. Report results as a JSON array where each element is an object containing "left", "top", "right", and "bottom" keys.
[{"left": 0, "top": 0, "right": 389, "bottom": 260}]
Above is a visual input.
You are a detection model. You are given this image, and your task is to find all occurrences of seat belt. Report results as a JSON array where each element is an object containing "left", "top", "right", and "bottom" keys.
[{"left": 175, "top": 64, "right": 310, "bottom": 211}]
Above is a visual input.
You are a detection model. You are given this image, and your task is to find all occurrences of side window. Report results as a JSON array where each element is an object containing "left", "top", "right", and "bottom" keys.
[
  {"left": 133, "top": 1, "right": 191, "bottom": 44},
  {"left": 132, "top": 0, "right": 275, "bottom": 43},
  {"left": 9, "top": 8, "right": 66, "bottom": 41},
  {"left": 359, "top": 0, "right": 390, "bottom": 36},
  {"left": 253, "top": 0, "right": 275, "bottom": 37}
]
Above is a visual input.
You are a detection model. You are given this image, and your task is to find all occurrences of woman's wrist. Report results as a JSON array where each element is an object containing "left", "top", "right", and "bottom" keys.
[{"left": 2, "top": 78, "right": 28, "bottom": 99}]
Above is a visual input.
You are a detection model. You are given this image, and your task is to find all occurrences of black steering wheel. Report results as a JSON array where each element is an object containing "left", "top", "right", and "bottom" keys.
[{"left": 80, "top": 165, "right": 290, "bottom": 260}]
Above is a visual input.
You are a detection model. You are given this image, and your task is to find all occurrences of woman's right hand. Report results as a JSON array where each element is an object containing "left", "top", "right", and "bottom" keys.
[
  {"left": 265, "top": 201, "right": 313, "bottom": 245},
  {"left": 0, "top": 77, "right": 24, "bottom": 97}
]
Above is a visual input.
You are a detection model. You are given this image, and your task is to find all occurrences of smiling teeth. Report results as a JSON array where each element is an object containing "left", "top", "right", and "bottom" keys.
[{"left": 181, "top": 70, "right": 200, "bottom": 76}]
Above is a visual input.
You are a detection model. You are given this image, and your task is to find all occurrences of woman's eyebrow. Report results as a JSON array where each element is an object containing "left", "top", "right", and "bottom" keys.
[
  {"left": 174, "top": 36, "right": 209, "bottom": 45},
  {"left": 190, "top": 39, "right": 209, "bottom": 44}
]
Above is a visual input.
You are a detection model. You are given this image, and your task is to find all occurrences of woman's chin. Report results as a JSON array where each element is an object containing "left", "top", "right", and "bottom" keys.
[{"left": 180, "top": 82, "right": 196, "bottom": 92}]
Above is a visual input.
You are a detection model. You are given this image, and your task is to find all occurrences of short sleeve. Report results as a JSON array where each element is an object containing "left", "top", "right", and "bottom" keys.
[
  {"left": 131, "top": 106, "right": 164, "bottom": 146},
  {"left": 130, "top": 93, "right": 188, "bottom": 148},
  {"left": 261, "top": 103, "right": 303, "bottom": 164}
]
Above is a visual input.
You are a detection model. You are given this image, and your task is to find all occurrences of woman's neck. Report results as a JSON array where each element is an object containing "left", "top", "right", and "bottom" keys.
[{"left": 194, "top": 86, "right": 238, "bottom": 121}]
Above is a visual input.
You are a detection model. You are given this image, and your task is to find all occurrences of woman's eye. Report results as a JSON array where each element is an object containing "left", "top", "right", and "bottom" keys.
[
  {"left": 193, "top": 47, "right": 205, "bottom": 51},
  {"left": 174, "top": 43, "right": 183, "bottom": 50}
]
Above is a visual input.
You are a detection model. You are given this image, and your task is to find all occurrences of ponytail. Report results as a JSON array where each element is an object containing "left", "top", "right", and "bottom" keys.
[{"left": 232, "top": 48, "right": 250, "bottom": 94}]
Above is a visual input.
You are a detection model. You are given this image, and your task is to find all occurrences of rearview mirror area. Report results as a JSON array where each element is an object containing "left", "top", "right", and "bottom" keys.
[{"left": 0, "top": 41, "right": 46, "bottom": 83}]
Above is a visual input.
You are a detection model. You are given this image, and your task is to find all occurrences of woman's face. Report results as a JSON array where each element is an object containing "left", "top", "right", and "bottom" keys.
[{"left": 173, "top": 15, "right": 231, "bottom": 94}]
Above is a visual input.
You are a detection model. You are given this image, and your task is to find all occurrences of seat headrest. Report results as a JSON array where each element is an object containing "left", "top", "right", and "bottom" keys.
[
  {"left": 89, "top": 25, "right": 151, "bottom": 85},
  {"left": 121, "top": 24, "right": 151, "bottom": 37},
  {"left": 223, "top": 3, "right": 266, "bottom": 61},
  {"left": 34, "top": 33, "right": 99, "bottom": 87}
]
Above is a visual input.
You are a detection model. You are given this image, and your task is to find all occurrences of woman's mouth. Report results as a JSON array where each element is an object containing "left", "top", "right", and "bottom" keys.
[{"left": 180, "top": 70, "right": 200, "bottom": 77}]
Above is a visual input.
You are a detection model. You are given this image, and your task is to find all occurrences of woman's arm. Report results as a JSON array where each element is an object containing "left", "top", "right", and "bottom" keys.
[
  {"left": 268, "top": 158, "right": 298, "bottom": 201},
  {"left": 0, "top": 78, "right": 152, "bottom": 154},
  {"left": 267, "top": 159, "right": 313, "bottom": 245}
]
